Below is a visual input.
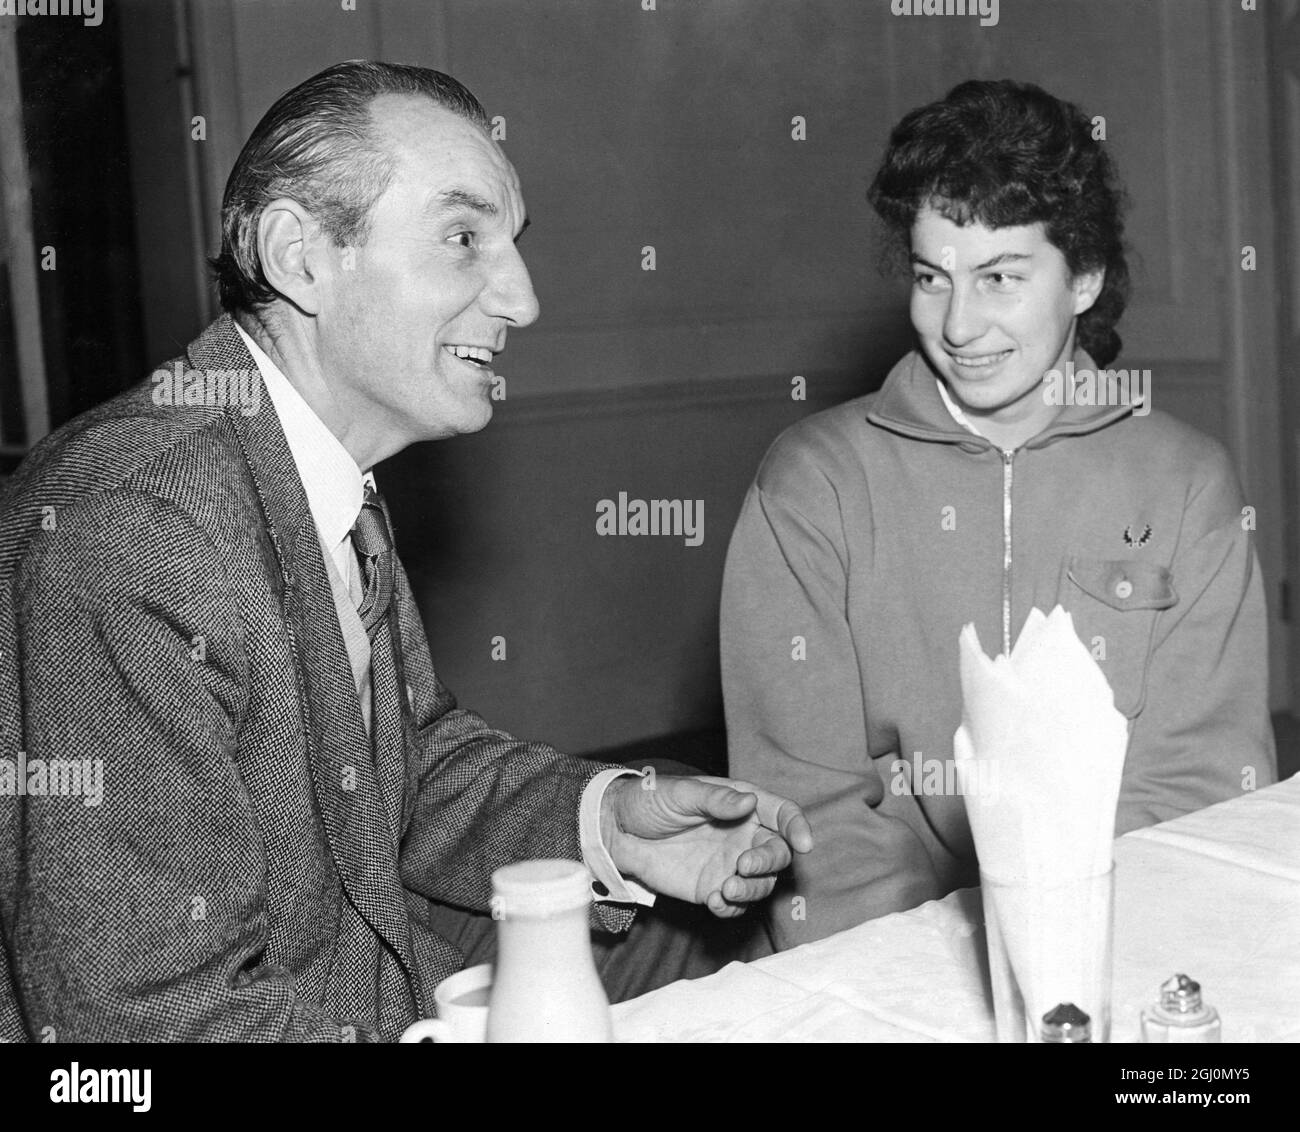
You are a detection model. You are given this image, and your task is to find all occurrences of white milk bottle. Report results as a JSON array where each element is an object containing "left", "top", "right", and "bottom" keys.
[{"left": 486, "top": 858, "right": 613, "bottom": 1042}]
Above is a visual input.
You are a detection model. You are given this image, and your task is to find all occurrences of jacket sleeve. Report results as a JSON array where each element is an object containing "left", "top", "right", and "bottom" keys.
[
  {"left": 1118, "top": 451, "right": 1277, "bottom": 832},
  {"left": 8, "top": 489, "right": 379, "bottom": 1042},
  {"left": 721, "top": 467, "right": 946, "bottom": 950},
  {"left": 392, "top": 567, "right": 635, "bottom": 935}
]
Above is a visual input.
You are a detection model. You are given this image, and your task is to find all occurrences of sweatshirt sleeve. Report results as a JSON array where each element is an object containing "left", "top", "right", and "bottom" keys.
[
  {"left": 1117, "top": 449, "right": 1277, "bottom": 833},
  {"left": 720, "top": 451, "right": 946, "bottom": 949}
]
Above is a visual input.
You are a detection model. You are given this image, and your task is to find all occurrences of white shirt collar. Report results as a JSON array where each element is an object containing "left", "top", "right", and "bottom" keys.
[
  {"left": 234, "top": 321, "right": 373, "bottom": 554},
  {"left": 934, "top": 377, "right": 984, "bottom": 438}
]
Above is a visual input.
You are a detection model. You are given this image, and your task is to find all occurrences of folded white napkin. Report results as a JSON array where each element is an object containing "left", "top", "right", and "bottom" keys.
[
  {"left": 955, "top": 607, "right": 1130, "bottom": 1038},
  {"left": 953, "top": 606, "right": 1129, "bottom": 882}
]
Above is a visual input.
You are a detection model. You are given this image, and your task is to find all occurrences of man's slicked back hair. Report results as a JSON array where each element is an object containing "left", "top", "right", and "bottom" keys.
[{"left": 211, "top": 60, "right": 490, "bottom": 313}]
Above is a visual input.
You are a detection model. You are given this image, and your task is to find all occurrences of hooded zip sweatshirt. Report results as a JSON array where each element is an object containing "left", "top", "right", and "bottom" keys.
[{"left": 721, "top": 350, "right": 1276, "bottom": 950}]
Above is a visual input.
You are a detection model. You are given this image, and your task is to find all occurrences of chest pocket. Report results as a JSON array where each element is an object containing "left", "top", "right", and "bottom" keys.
[{"left": 1058, "top": 556, "right": 1178, "bottom": 718}]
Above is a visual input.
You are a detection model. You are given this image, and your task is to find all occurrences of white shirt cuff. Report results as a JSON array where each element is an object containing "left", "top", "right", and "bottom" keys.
[{"left": 579, "top": 768, "right": 657, "bottom": 907}]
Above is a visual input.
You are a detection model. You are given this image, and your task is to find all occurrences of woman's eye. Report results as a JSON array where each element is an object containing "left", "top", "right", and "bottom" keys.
[
  {"left": 913, "top": 273, "right": 947, "bottom": 292},
  {"left": 987, "top": 272, "right": 1019, "bottom": 288}
]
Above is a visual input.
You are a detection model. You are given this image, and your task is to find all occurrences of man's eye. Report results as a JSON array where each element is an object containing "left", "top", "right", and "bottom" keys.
[
  {"left": 450, "top": 232, "right": 476, "bottom": 249},
  {"left": 986, "top": 272, "right": 1020, "bottom": 289},
  {"left": 912, "top": 273, "right": 948, "bottom": 292}
]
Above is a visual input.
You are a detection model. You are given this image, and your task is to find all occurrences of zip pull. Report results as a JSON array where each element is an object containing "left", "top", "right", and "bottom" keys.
[{"left": 1000, "top": 448, "right": 1015, "bottom": 656}]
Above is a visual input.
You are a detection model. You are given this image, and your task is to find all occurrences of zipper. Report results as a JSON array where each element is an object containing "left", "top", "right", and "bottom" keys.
[{"left": 1001, "top": 448, "right": 1015, "bottom": 655}]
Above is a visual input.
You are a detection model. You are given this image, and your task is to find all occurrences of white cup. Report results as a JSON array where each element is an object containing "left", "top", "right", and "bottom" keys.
[{"left": 399, "top": 963, "right": 492, "bottom": 1044}]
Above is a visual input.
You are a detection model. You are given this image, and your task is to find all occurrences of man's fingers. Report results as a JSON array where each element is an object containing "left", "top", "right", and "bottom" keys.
[
  {"left": 670, "top": 778, "right": 758, "bottom": 822},
  {"left": 742, "top": 787, "right": 813, "bottom": 854},
  {"left": 780, "top": 807, "right": 814, "bottom": 854},
  {"left": 738, "top": 832, "right": 792, "bottom": 877},
  {"left": 697, "top": 777, "right": 812, "bottom": 851},
  {"left": 719, "top": 874, "right": 776, "bottom": 905},
  {"left": 705, "top": 891, "right": 745, "bottom": 918},
  {"left": 692, "top": 776, "right": 811, "bottom": 848}
]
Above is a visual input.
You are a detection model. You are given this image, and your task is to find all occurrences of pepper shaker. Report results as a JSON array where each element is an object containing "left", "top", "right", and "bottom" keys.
[{"left": 1140, "top": 973, "right": 1221, "bottom": 1043}]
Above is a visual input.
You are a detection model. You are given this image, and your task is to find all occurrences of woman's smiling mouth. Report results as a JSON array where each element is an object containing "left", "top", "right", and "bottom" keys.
[{"left": 947, "top": 348, "right": 1013, "bottom": 371}]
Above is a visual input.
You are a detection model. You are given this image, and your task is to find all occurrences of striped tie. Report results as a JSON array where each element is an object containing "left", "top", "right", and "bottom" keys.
[{"left": 351, "top": 484, "right": 396, "bottom": 637}]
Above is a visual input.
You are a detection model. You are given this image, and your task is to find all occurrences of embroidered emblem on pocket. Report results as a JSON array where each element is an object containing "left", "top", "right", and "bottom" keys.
[{"left": 1122, "top": 523, "right": 1152, "bottom": 548}]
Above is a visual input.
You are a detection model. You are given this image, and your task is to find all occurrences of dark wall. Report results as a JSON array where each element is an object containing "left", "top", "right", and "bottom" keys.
[
  {"left": 98, "top": 0, "right": 1284, "bottom": 748},
  {"left": 381, "top": 371, "right": 885, "bottom": 753},
  {"left": 15, "top": 8, "right": 144, "bottom": 438}
]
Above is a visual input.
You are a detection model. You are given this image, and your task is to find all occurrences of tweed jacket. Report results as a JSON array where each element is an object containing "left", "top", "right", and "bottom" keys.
[{"left": 0, "top": 315, "right": 632, "bottom": 1042}]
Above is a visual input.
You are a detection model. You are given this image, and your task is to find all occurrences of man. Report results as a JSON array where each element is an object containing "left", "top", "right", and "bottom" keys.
[{"left": 0, "top": 61, "right": 811, "bottom": 1042}]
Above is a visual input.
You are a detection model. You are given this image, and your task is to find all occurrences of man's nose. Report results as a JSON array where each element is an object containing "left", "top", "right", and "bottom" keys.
[
  {"left": 942, "top": 285, "right": 987, "bottom": 347},
  {"left": 486, "top": 243, "right": 540, "bottom": 329}
]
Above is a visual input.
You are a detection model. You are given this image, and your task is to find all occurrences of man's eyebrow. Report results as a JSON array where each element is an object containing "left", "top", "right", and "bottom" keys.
[
  {"left": 909, "top": 251, "right": 1032, "bottom": 272},
  {"left": 427, "top": 188, "right": 498, "bottom": 217}
]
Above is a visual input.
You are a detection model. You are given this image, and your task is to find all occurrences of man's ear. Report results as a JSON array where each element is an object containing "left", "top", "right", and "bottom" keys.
[
  {"left": 1072, "top": 267, "right": 1105, "bottom": 317},
  {"left": 257, "top": 198, "right": 331, "bottom": 316}
]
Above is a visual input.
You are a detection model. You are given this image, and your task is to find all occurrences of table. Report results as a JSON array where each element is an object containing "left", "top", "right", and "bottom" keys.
[{"left": 613, "top": 774, "right": 1300, "bottom": 1042}]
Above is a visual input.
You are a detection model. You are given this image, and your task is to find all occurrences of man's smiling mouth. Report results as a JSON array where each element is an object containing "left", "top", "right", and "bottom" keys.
[{"left": 445, "top": 344, "right": 495, "bottom": 369}]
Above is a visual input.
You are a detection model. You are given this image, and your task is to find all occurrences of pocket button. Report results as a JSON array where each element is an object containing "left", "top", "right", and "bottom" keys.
[{"left": 1114, "top": 579, "right": 1134, "bottom": 600}]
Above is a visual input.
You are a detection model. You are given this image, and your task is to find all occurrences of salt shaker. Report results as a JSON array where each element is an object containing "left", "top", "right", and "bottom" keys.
[
  {"left": 1041, "top": 1002, "right": 1092, "bottom": 1043},
  {"left": 486, "top": 858, "right": 613, "bottom": 1043},
  {"left": 1140, "top": 973, "right": 1221, "bottom": 1043}
]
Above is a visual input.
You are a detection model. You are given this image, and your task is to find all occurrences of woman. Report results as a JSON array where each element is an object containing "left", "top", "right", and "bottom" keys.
[{"left": 720, "top": 79, "right": 1276, "bottom": 950}]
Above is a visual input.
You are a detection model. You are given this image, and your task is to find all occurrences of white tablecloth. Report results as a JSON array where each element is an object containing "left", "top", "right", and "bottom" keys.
[{"left": 613, "top": 774, "right": 1300, "bottom": 1042}]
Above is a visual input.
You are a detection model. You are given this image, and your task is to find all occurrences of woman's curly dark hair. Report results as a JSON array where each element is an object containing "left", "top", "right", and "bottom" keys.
[{"left": 867, "top": 79, "right": 1130, "bottom": 367}]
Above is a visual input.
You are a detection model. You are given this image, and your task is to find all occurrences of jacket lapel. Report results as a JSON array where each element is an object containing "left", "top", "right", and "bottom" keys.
[{"left": 185, "top": 316, "right": 420, "bottom": 999}]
